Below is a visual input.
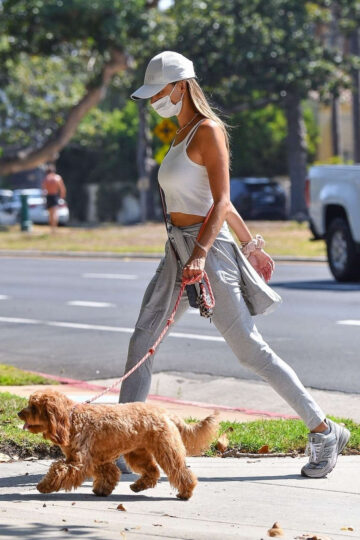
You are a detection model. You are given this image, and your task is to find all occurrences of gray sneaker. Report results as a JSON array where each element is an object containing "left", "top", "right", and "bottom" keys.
[{"left": 301, "top": 418, "right": 350, "bottom": 478}]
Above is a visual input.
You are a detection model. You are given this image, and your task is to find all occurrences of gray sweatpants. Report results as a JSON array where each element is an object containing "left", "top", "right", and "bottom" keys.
[{"left": 119, "top": 221, "right": 325, "bottom": 430}]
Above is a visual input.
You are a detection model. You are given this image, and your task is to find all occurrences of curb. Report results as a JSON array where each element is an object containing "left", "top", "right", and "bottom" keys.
[
  {"left": 0, "top": 249, "right": 326, "bottom": 263},
  {"left": 28, "top": 369, "right": 299, "bottom": 421}
]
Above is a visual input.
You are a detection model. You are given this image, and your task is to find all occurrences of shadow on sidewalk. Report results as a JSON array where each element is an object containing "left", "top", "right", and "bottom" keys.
[
  {"left": 0, "top": 491, "right": 177, "bottom": 503},
  {"left": 0, "top": 523, "right": 113, "bottom": 539}
]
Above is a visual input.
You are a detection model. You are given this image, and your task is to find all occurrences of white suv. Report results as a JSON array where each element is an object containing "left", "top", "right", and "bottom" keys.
[{"left": 306, "top": 165, "right": 360, "bottom": 282}]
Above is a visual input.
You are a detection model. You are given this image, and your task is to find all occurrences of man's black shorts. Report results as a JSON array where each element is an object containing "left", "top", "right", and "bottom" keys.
[{"left": 46, "top": 194, "right": 59, "bottom": 209}]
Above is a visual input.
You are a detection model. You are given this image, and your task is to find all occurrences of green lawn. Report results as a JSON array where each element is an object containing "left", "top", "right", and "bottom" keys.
[
  {"left": 209, "top": 416, "right": 360, "bottom": 456},
  {"left": 1, "top": 393, "right": 358, "bottom": 460},
  {"left": 0, "top": 221, "right": 326, "bottom": 258},
  {"left": 0, "top": 364, "right": 58, "bottom": 386},
  {"left": 0, "top": 392, "right": 61, "bottom": 459}
]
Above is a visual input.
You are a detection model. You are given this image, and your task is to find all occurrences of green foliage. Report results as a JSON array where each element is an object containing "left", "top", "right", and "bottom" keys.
[
  {"left": 229, "top": 102, "right": 319, "bottom": 177},
  {"left": 0, "top": 54, "right": 86, "bottom": 154},
  {"left": 172, "top": 0, "right": 355, "bottom": 108}
]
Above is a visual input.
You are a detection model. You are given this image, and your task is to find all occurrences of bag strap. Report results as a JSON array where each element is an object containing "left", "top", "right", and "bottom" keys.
[{"left": 157, "top": 182, "right": 199, "bottom": 308}]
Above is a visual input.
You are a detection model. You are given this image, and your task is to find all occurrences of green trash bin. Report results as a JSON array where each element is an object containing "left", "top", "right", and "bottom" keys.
[{"left": 20, "top": 193, "right": 32, "bottom": 232}]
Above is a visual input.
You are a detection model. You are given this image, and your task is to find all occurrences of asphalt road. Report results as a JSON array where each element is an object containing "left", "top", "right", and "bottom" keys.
[{"left": 0, "top": 256, "right": 359, "bottom": 393}]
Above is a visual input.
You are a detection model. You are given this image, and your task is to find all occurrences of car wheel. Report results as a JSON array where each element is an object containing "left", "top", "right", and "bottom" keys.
[{"left": 326, "top": 217, "right": 360, "bottom": 282}]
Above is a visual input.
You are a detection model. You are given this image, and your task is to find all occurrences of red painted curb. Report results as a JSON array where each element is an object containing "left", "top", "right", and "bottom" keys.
[{"left": 28, "top": 369, "right": 299, "bottom": 420}]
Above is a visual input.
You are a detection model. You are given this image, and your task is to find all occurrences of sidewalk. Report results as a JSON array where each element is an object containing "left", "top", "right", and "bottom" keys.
[
  {"left": 1, "top": 374, "right": 359, "bottom": 539},
  {"left": 0, "top": 456, "right": 359, "bottom": 539}
]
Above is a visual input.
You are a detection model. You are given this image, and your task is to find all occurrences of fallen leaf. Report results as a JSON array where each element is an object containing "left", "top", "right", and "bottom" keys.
[
  {"left": 94, "top": 520, "right": 108, "bottom": 523},
  {"left": 259, "top": 445, "right": 270, "bottom": 454},
  {"left": 43, "top": 503, "right": 46, "bottom": 508},
  {"left": 341, "top": 527, "right": 354, "bottom": 531},
  {"left": 117, "top": 504, "right": 126, "bottom": 511},
  {"left": 60, "top": 528, "right": 69, "bottom": 533},
  {"left": 0, "top": 453, "right": 11, "bottom": 463},
  {"left": 267, "top": 521, "right": 284, "bottom": 537},
  {"left": 71, "top": 502, "right": 76, "bottom": 506},
  {"left": 216, "top": 433, "right": 229, "bottom": 453},
  {"left": 153, "top": 523, "right": 163, "bottom": 526}
]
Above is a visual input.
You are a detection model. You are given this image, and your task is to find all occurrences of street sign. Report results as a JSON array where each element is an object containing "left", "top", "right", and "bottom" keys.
[{"left": 153, "top": 119, "right": 177, "bottom": 144}]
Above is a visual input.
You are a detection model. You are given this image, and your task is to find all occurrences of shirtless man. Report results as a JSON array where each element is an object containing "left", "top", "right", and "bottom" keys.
[{"left": 42, "top": 165, "right": 67, "bottom": 233}]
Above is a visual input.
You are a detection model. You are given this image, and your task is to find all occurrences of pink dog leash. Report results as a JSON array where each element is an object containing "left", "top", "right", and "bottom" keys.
[{"left": 79, "top": 273, "right": 215, "bottom": 406}]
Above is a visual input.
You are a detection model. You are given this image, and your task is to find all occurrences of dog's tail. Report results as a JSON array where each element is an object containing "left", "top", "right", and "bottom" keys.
[{"left": 170, "top": 410, "right": 220, "bottom": 456}]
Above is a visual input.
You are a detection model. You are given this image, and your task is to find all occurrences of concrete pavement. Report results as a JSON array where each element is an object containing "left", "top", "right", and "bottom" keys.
[{"left": 0, "top": 456, "right": 359, "bottom": 539}]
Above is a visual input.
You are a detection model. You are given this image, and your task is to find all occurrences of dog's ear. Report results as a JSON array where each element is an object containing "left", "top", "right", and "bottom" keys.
[{"left": 43, "top": 393, "right": 70, "bottom": 447}]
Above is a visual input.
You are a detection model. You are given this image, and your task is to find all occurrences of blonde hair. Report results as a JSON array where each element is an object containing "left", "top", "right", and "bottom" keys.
[{"left": 184, "top": 78, "right": 232, "bottom": 161}]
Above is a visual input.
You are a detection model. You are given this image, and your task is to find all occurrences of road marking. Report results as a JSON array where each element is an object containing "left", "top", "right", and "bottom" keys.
[
  {"left": 170, "top": 331, "right": 224, "bottom": 342},
  {"left": 82, "top": 273, "right": 138, "bottom": 280},
  {"left": 0, "top": 316, "right": 225, "bottom": 342},
  {"left": 0, "top": 295, "right": 10, "bottom": 300},
  {"left": 337, "top": 320, "right": 360, "bottom": 327},
  {"left": 0, "top": 317, "right": 40, "bottom": 324},
  {"left": 48, "top": 322, "right": 132, "bottom": 333},
  {"left": 67, "top": 301, "right": 115, "bottom": 308}
]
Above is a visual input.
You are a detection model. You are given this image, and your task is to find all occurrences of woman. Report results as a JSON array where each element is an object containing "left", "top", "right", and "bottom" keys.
[{"left": 119, "top": 50, "right": 349, "bottom": 478}]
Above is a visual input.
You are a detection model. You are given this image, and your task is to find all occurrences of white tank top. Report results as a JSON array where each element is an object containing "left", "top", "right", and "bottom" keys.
[{"left": 158, "top": 119, "right": 214, "bottom": 215}]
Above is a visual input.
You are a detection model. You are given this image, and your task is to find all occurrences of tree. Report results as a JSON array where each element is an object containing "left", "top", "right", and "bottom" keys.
[
  {"left": 0, "top": 0, "right": 170, "bottom": 175},
  {"left": 171, "top": 0, "right": 358, "bottom": 218}
]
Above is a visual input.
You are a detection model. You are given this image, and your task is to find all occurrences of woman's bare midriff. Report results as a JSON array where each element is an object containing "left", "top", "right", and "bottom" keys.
[{"left": 170, "top": 212, "right": 205, "bottom": 227}]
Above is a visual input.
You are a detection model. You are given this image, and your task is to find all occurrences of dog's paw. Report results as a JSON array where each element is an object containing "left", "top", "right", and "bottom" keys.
[
  {"left": 176, "top": 491, "right": 192, "bottom": 500},
  {"left": 130, "top": 481, "right": 143, "bottom": 493},
  {"left": 130, "top": 477, "right": 157, "bottom": 493},
  {"left": 37, "top": 480, "right": 55, "bottom": 493},
  {"left": 92, "top": 488, "right": 111, "bottom": 497}
]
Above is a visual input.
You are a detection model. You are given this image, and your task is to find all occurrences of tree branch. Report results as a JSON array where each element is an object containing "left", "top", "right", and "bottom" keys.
[{"left": 0, "top": 49, "right": 128, "bottom": 176}]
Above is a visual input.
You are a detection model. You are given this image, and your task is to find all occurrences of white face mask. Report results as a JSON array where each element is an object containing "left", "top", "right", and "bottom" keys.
[{"left": 151, "top": 83, "right": 184, "bottom": 118}]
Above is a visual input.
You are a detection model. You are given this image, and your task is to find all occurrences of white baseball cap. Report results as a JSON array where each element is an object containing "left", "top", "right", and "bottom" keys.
[{"left": 130, "top": 50, "right": 196, "bottom": 100}]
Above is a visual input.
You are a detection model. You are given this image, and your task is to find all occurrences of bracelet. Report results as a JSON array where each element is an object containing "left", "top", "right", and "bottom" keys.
[
  {"left": 194, "top": 239, "right": 208, "bottom": 256},
  {"left": 241, "top": 234, "right": 265, "bottom": 258}
]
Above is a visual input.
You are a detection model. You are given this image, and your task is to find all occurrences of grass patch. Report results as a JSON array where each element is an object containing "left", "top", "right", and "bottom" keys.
[
  {"left": 0, "top": 364, "right": 58, "bottom": 386},
  {"left": 0, "top": 392, "right": 61, "bottom": 459},
  {"left": 4, "top": 393, "right": 357, "bottom": 462},
  {"left": 0, "top": 221, "right": 326, "bottom": 258},
  {"left": 203, "top": 416, "right": 360, "bottom": 456}
]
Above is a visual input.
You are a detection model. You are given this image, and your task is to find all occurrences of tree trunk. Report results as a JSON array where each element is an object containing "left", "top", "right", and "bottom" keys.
[
  {"left": 284, "top": 92, "right": 308, "bottom": 220},
  {"left": 350, "top": 30, "right": 360, "bottom": 163},
  {"left": 136, "top": 101, "right": 154, "bottom": 223},
  {"left": 331, "top": 95, "right": 342, "bottom": 157},
  {"left": 0, "top": 49, "right": 128, "bottom": 176}
]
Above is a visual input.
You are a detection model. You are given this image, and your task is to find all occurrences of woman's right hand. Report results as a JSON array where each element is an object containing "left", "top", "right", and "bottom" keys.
[{"left": 182, "top": 254, "right": 206, "bottom": 284}]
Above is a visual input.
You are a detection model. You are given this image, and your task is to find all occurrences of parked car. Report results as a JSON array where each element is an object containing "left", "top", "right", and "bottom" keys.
[
  {"left": 230, "top": 177, "right": 287, "bottom": 220},
  {"left": 306, "top": 165, "right": 360, "bottom": 282},
  {"left": 9, "top": 188, "right": 70, "bottom": 225},
  {"left": 0, "top": 189, "right": 17, "bottom": 225}
]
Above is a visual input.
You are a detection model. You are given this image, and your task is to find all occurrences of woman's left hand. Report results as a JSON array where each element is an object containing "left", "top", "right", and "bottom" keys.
[{"left": 247, "top": 249, "right": 275, "bottom": 283}]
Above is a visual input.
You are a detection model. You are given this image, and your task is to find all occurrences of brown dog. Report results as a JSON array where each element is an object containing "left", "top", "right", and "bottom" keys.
[{"left": 18, "top": 389, "right": 218, "bottom": 500}]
